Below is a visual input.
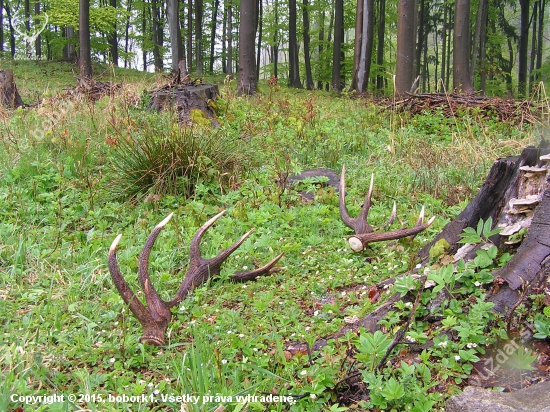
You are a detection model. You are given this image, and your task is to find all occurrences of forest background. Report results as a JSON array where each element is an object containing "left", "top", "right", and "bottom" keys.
[{"left": 4, "top": 0, "right": 550, "bottom": 97}]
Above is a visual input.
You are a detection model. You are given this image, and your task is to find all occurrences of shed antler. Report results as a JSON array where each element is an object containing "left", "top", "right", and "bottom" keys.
[
  {"left": 339, "top": 165, "right": 435, "bottom": 252},
  {"left": 108, "top": 210, "right": 283, "bottom": 346}
]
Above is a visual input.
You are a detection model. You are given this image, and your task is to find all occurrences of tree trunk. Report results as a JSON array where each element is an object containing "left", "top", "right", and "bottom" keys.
[
  {"left": 209, "top": 0, "right": 220, "bottom": 73},
  {"left": 272, "top": 0, "right": 280, "bottom": 77},
  {"left": 168, "top": 0, "right": 184, "bottom": 73},
  {"left": 289, "top": 0, "right": 303, "bottom": 88},
  {"left": 35, "top": 1, "right": 42, "bottom": 59},
  {"left": 517, "top": 0, "right": 530, "bottom": 97},
  {"left": 108, "top": 0, "right": 118, "bottom": 65},
  {"left": 452, "top": 0, "right": 474, "bottom": 92},
  {"left": 187, "top": 0, "right": 193, "bottom": 72},
  {"left": 256, "top": 0, "right": 263, "bottom": 81},
  {"left": 376, "top": 0, "right": 385, "bottom": 93},
  {"left": 535, "top": 0, "right": 545, "bottom": 80},
  {"left": 237, "top": 0, "right": 257, "bottom": 95},
  {"left": 124, "top": 0, "right": 133, "bottom": 68},
  {"left": 152, "top": 0, "right": 163, "bottom": 71},
  {"left": 350, "top": 0, "right": 375, "bottom": 94},
  {"left": 303, "top": 0, "right": 314, "bottom": 89},
  {"left": 529, "top": 2, "right": 538, "bottom": 93},
  {"left": 395, "top": 0, "right": 417, "bottom": 95},
  {"left": 79, "top": 0, "right": 92, "bottom": 78},
  {"left": 0, "top": 70, "right": 24, "bottom": 108},
  {"left": 195, "top": 0, "right": 203, "bottom": 75},
  {"left": 227, "top": 1, "right": 233, "bottom": 76},
  {"left": 331, "top": 0, "right": 344, "bottom": 91},
  {"left": 470, "top": 0, "right": 488, "bottom": 88},
  {"left": 317, "top": 8, "right": 325, "bottom": 89}
]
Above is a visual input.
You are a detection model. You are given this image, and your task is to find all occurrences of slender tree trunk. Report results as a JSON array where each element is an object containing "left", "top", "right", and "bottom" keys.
[
  {"left": 24, "top": 0, "right": 31, "bottom": 57},
  {"left": 124, "top": 0, "right": 133, "bottom": 68},
  {"left": 395, "top": 0, "right": 416, "bottom": 95},
  {"left": 453, "top": 0, "right": 474, "bottom": 92},
  {"left": 470, "top": 0, "right": 488, "bottom": 87},
  {"left": 5, "top": 4, "right": 15, "bottom": 58},
  {"left": 227, "top": 1, "right": 233, "bottom": 76},
  {"left": 517, "top": 0, "right": 530, "bottom": 96},
  {"left": 0, "top": 0, "right": 3, "bottom": 54},
  {"left": 79, "top": 0, "right": 92, "bottom": 77},
  {"left": 441, "top": 4, "right": 447, "bottom": 90},
  {"left": 351, "top": 0, "right": 374, "bottom": 93},
  {"left": 168, "top": 0, "right": 184, "bottom": 73},
  {"left": 303, "top": 0, "right": 314, "bottom": 89},
  {"left": 34, "top": 1, "right": 42, "bottom": 59},
  {"left": 376, "top": 0, "right": 385, "bottom": 93},
  {"left": 256, "top": 0, "right": 263, "bottom": 80},
  {"left": 273, "top": 0, "right": 279, "bottom": 77},
  {"left": 209, "top": 0, "right": 219, "bottom": 73},
  {"left": 317, "top": 9, "right": 325, "bottom": 89},
  {"left": 535, "top": 0, "right": 545, "bottom": 82},
  {"left": 142, "top": 2, "right": 148, "bottom": 71},
  {"left": 415, "top": 0, "right": 425, "bottom": 82},
  {"left": 237, "top": 0, "right": 257, "bottom": 94},
  {"left": 187, "top": 0, "right": 193, "bottom": 72},
  {"left": 195, "top": 0, "right": 203, "bottom": 75},
  {"left": 289, "top": 0, "right": 303, "bottom": 88},
  {"left": 108, "top": 0, "right": 118, "bottom": 65},
  {"left": 151, "top": 0, "right": 163, "bottom": 71},
  {"left": 222, "top": 3, "right": 227, "bottom": 73},
  {"left": 479, "top": 2, "right": 488, "bottom": 94},
  {"left": 529, "top": 2, "right": 538, "bottom": 93},
  {"left": 332, "top": 0, "right": 344, "bottom": 91}
]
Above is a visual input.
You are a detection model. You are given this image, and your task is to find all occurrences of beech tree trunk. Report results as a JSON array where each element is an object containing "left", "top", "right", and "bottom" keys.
[
  {"left": 350, "top": 0, "right": 374, "bottom": 94},
  {"left": 79, "top": 0, "right": 92, "bottom": 78},
  {"left": 289, "top": 0, "right": 303, "bottom": 88},
  {"left": 331, "top": 0, "right": 345, "bottom": 91},
  {"left": 453, "top": 0, "right": 474, "bottom": 92},
  {"left": 395, "top": 0, "right": 417, "bottom": 95},
  {"left": 167, "top": 0, "right": 184, "bottom": 73},
  {"left": 237, "top": 0, "right": 257, "bottom": 95}
]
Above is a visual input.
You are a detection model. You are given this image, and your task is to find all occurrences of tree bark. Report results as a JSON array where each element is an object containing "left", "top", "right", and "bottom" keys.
[
  {"left": 227, "top": 0, "right": 233, "bottom": 76},
  {"left": 350, "top": 0, "right": 375, "bottom": 94},
  {"left": 331, "top": 0, "right": 344, "bottom": 91},
  {"left": 168, "top": 0, "right": 184, "bottom": 73},
  {"left": 0, "top": 70, "right": 24, "bottom": 108},
  {"left": 518, "top": 0, "right": 530, "bottom": 97},
  {"left": 376, "top": 0, "right": 385, "bottom": 93},
  {"left": 302, "top": 0, "right": 314, "bottom": 90},
  {"left": 108, "top": 0, "right": 118, "bottom": 65},
  {"left": 256, "top": 0, "right": 263, "bottom": 81},
  {"left": 209, "top": 0, "right": 220, "bottom": 73},
  {"left": 195, "top": 0, "right": 203, "bottom": 75},
  {"left": 79, "top": 0, "right": 92, "bottom": 78},
  {"left": 289, "top": 0, "right": 303, "bottom": 88},
  {"left": 151, "top": 0, "right": 163, "bottom": 71},
  {"left": 237, "top": 0, "right": 257, "bottom": 95},
  {"left": 453, "top": 0, "right": 474, "bottom": 92},
  {"left": 470, "top": 0, "right": 488, "bottom": 88},
  {"left": 395, "top": 0, "right": 417, "bottom": 95}
]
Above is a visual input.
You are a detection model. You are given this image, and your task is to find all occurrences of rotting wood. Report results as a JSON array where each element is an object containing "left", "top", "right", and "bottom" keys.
[{"left": 388, "top": 92, "right": 541, "bottom": 125}]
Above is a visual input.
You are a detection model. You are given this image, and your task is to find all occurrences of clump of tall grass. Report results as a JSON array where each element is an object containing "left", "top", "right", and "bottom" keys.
[{"left": 107, "top": 119, "right": 253, "bottom": 200}]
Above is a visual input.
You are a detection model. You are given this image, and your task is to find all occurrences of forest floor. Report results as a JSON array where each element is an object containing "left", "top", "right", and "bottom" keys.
[{"left": 1, "top": 60, "right": 549, "bottom": 411}]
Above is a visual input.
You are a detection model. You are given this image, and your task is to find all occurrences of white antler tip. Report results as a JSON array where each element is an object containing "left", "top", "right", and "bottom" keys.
[
  {"left": 427, "top": 216, "right": 436, "bottom": 226},
  {"left": 110, "top": 234, "right": 123, "bottom": 252},
  {"left": 156, "top": 212, "right": 174, "bottom": 229}
]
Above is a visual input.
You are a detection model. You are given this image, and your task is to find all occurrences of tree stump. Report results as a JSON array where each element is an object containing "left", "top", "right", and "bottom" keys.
[
  {"left": 149, "top": 83, "right": 220, "bottom": 125},
  {"left": 0, "top": 70, "right": 24, "bottom": 108}
]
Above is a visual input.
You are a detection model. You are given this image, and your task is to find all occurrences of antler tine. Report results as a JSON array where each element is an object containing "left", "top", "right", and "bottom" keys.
[
  {"left": 231, "top": 253, "right": 285, "bottom": 282},
  {"left": 108, "top": 233, "right": 166, "bottom": 346},
  {"left": 339, "top": 165, "right": 373, "bottom": 234},
  {"left": 348, "top": 215, "right": 436, "bottom": 252},
  {"left": 188, "top": 210, "right": 227, "bottom": 262},
  {"left": 138, "top": 213, "right": 174, "bottom": 321}
]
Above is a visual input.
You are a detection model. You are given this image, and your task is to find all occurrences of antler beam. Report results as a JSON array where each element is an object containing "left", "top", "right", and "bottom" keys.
[
  {"left": 108, "top": 210, "right": 283, "bottom": 346},
  {"left": 339, "top": 165, "right": 435, "bottom": 252}
]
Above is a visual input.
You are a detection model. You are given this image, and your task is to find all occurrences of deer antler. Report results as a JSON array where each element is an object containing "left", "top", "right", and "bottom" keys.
[
  {"left": 108, "top": 210, "right": 284, "bottom": 346},
  {"left": 339, "top": 165, "right": 435, "bottom": 252}
]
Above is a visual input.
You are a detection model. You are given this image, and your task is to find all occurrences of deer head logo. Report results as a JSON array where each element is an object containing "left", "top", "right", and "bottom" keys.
[{"left": 12, "top": 10, "right": 49, "bottom": 45}]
